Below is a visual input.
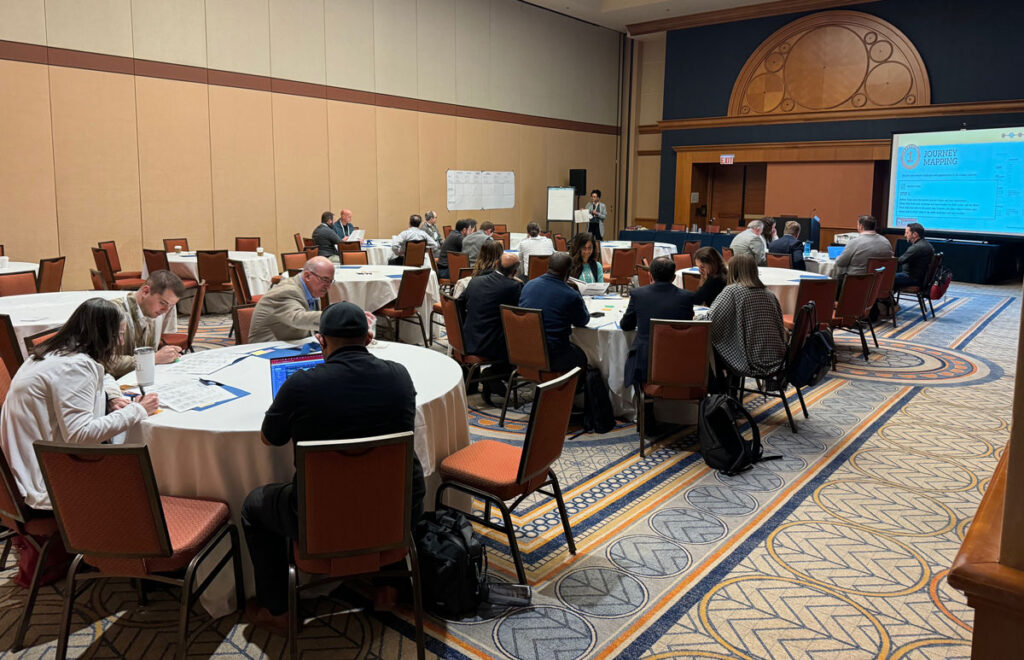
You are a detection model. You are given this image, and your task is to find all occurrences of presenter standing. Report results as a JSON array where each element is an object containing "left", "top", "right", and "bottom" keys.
[{"left": 585, "top": 189, "right": 606, "bottom": 241}]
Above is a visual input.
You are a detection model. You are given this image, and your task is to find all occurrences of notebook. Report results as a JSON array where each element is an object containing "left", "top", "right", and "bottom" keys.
[{"left": 269, "top": 353, "right": 324, "bottom": 397}]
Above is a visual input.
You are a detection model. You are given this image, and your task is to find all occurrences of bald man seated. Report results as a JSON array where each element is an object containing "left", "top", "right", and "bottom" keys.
[
  {"left": 460, "top": 252, "right": 523, "bottom": 404},
  {"left": 248, "top": 257, "right": 335, "bottom": 342}
]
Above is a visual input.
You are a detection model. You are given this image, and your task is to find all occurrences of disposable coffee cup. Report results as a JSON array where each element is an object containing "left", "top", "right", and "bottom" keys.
[
  {"left": 135, "top": 346, "right": 155, "bottom": 387},
  {"left": 257, "top": 247, "right": 264, "bottom": 256},
  {"left": 174, "top": 245, "right": 182, "bottom": 254}
]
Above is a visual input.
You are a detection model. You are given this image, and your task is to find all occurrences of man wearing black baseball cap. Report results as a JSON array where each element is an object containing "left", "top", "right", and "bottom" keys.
[{"left": 241, "top": 301, "right": 424, "bottom": 633}]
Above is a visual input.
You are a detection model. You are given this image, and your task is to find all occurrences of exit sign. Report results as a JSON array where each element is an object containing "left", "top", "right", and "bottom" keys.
[{"left": 720, "top": 154, "right": 735, "bottom": 165}]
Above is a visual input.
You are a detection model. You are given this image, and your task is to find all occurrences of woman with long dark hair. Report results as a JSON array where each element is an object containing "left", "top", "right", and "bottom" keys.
[
  {"left": 568, "top": 232, "right": 603, "bottom": 283},
  {"left": 692, "top": 246, "right": 727, "bottom": 306}
]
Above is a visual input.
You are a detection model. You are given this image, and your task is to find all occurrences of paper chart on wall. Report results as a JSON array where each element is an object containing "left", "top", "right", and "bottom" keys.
[{"left": 446, "top": 170, "right": 515, "bottom": 210}]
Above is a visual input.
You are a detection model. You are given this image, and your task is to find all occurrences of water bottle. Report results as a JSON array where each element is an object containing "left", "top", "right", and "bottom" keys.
[{"left": 803, "top": 241, "right": 811, "bottom": 259}]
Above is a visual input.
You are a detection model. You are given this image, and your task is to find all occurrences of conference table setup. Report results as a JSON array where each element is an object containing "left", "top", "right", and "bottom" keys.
[
  {"left": 675, "top": 266, "right": 830, "bottom": 316},
  {"left": 0, "top": 290, "right": 177, "bottom": 359},
  {"left": 142, "top": 250, "right": 280, "bottom": 296},
  {"left": 804, "top": 253, "right": 838, "bottom": 278},
  {"left": 599, "top": 240, "right": 677, "bottom": 266},
  {"left": 0, "top": 260, "right": 39, "bottom": 278},
  {"left": 115, "top": 338, "right": 469, "bottom": 617}
]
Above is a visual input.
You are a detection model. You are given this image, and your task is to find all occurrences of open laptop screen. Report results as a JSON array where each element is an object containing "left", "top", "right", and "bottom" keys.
[{"left": 269, "top": 353, "right": 324, "bottom": 398}]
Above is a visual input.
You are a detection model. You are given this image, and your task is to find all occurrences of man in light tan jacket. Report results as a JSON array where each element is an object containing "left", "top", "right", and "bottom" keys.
[{"left": 248, "top": 257, "right": 334, "bottom": 343}]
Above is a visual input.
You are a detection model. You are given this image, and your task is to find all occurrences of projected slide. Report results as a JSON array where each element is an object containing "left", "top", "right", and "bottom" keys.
[{"left": 889, "top": 127, "right": 1024, "bottom": 236}]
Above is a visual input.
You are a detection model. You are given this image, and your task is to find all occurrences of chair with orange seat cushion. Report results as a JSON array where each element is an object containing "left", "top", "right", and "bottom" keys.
[
  {"left": 0, "top": 271, "right": 38, "bottom": 296},
  {"left": 867, "top": 256, "right": 899, "bottom": 327},
  {"left": 497, "top": 305, "right": 570, "bottom": 427},
  {"left": 673, "top": 253, "right": 692, "bottom": 270},
  {"left": 740, "top": 302, "right": 818, "bottom": 433},
  {"left": 228, "top": 260, "right": 261, "bottom": 305},
  {"left": 683, "top": 240, "right": 701, "bottom": 258},
  {"left": 162, "top": 238, "right": 189, "bottom": 252},
  {"left": 442, "top": 225, "right": 453, "bottom": 238},
  {"left": 34, "top": 442, "right": 244, "bottom": 660},
  {"left": 288, "top": 432, "right": 424, "bottom": 660},
  {"left": 36, "top": 257, "right": 66, "bottom": 293},
  {"left": 280, "top": 251, "right": 308, "bottom": 276},
  {"left": 442, "top": 252, "right": 469, "bottom": 293},
  {"left": 436, "top": 368, "right": 581, "bottom": 584},
  {"left": 235, "top": 236, "right": 261, "bottom": 252},
  {"left": 634, "top": 320, "right": 712, "bottom": 456},
  {"left": 831, "top": 273, "right": 875, "bottom": 361},
  {"left": 636, "top": 258, "right": 653, "bottom": 287},
  {"left": 89, "top": 269, "right": 108, "bottom": 291},
  {"left": 437, "top": 294, "right": 503, "bottom": 389},
  {"left": 143, "top": 249, "right": 198, "bottom": 289},
  {"left": 682, "top": 272, "right": 701, "bottom": 292},
  {"left": 527, "top": 254, "right": 550, "bottom": 281},
  {"left": 603, "top": 248, "right": 636, "bottom": 293},
  {"left": 403, "top": 239, "right": 427, "bottom": 267},
  {"left": 766, "top": 253, "right": 791, "bottom": 269},
  {"left": 722, "top": 247, "right": 734, "bottom": 262},
  {"left": 0, "top": 448, "right": 67, "bottom": 651},
  {"left": 97, "top": 241, "right": 142, "bottom": 281},
  {"left": 196, "top": 250, "right": 233, "bottom": 296},
  {"left": 895, "top": 252, "right": 943, "bottom": 321},
  {"left": 375, "top": 268, "right": 432, "bottom": 346},
  {"left": 232, "top": 303, "right": 257, "bottom": 345},
  {"left": 161, "top": 282, "right": 206, "bottom": 353},
  {"left": 340, "top": 250, "right": 369, "bottom": 265},
  {"left": 493, "top": 224, "right": 508, "bottom": 233},
  {"left": 632, "top": 241, "right": 655, "bottom": 267},
  {"left": 302, "top": 237, "right": 315, "bottom": 249},
  {"left": 92, "top": 248, "right": 145, "bottom": 290},
  {"left": 492, "top": 233, "right": 509, "bottom": 250},
  {"left": 783, "top": 278, "right": 838, "bottom": 331}
]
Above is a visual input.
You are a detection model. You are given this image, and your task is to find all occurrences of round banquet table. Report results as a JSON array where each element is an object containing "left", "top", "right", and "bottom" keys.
[
  {"left": 142, "top": 251, "right": 279, "bottom": 296},
  {"left": 326, "top": 264, "right": 440, "bottom": 345},
  {"left": 362, "top": 239, "right": 432, "bottom": 267},
  {"left": 0, "top": 290, "right": 176, "bottom": 359},
  {"left": 600, "top": 240, "right": 677, "bottom": 267},
  {"left": 117, "top": 340, "right": 469, "bottom": 617},
  {"left": 0, "top": 261, "right": 39, "bottom": 278},
  {"left": 805, "top": 256, "right": 838, "bottom": 278},
  {"left": 674, "top": 266, "right": 830, "bottom": 316},
  {"left": 571, "top": 295, "right": 710, "bottom": 420}
]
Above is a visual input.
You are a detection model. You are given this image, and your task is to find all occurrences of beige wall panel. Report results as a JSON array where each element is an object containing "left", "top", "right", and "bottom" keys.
[
  {"left": 585, "top": 133, "right": 618, "bottom": 220},
  {"left": 416, "top": 0, "right": 456, "bottom": 103},
  {"left": 417, "top": 112, "right": 456, "bottom": 227},
  {"left": 327, "top": 101, "right": 379, "bottom": 236},
  {"left": 637, "top": 133, "right": 661, "bottom": 150},
  {"left": 454, "top": 117, "right": 520, "bottom": 227},
  {"left": 517, "top": 125, "right": 548, "bottom": 229},
  {"left": 375, "top": 107, "right": 420, "bottom": 238},
  {"left": 637, "top": 36, "right": 665, "bottom": 126},
  {"left": 45, "top": 0, "right": 133, "bottom": 57},
  {"left": 540, "top": 13, "right": 576, "bottom": 120},
  {"left": 131, "top": 0, "right": 207, "bottom": 67},
  {"left": 206, "top": 0, "right": 271, "bottom": 76},
  {"left": 269, "top": 0, "right": 326, "bottom": 84},
  {"left": 0, "top": 0, "right": 46, "bottom": 44},
  {"left": 325, "top": 0, "right": 375, "bottom": 91},
  {"left": 633, "top": 156, "right": 661, "bottom": 219},
  {"left": 487, "top": 0, "right": 522, "bottom": 115},
  {"left": 208, "top": 86, "right": 278, "bottom": 255},
  {"left": 517, "top": 4, "right": 549, "bottom": 118},
  {"left": 585, "top": 29, "right": 621, "bottom": 126},
  {"left": 272, "top": 93, "right": 330, "bottom": 250},
  {"left": 135, "top": 77, "right": 214, "bottom": 250},
  {"left": 373, "top": 0, "right": 418, "bottom": 98},
  {"left": 49, "top": 67, "right": 141, "bottom": 289},
  {"left": 544, "top": 128, "right": 576, "bottom": 190},
  {"left": 0, "top": 60, "right": 58, "bottom": 266},
  {"left": 454, "top": 0, "right": 489, "bottom": 109}
]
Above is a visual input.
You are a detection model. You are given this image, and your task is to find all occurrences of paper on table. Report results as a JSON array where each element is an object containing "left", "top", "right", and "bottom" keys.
[
  {"left": 569, "top": 277, "right": 609, "bottom": 297},
  {"left": 152, "top": 379, "right": 236, "bottom": 412},
  {"left": 163, "top": 351, "right": 246, "bottom": 375}
]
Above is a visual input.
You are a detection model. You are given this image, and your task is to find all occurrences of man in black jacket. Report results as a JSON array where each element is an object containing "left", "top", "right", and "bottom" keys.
[
  {"left": 894, "top": 222, "right": 934, "bottom": 289},
  {"left": 461, "top": 252, "right": 522, "bottom": 404},
  {"left": 767, "top": 220, "right": 806, "bottom": 270}
]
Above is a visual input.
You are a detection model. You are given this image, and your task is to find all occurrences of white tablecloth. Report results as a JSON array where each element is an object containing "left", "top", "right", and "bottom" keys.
[
  {"left": 675, "top": 266, "right": 830, "bottom": 316},
  {"left": 600, "top": 241, "right": 677, "bottom": 267},
  {"left": 0, "top": 261, "right": 39, "bottom": 277},
  {"left": 0, "top": 290, "right": 177, "bottom": 358},
  {"left": 143, "top": 251, "right": 279, "bottom": 296},
  {"left": 360, "top": 239, "right": 399, "bottom": 265},
  {"left": 805, "top": 257, "right": 838, "bottom": 278},
  {"left": 328, "top": 265, "right": 440, "bottom": 345},
  {"left": 117, "top": 340, "right": 469, "bottom": 617}
]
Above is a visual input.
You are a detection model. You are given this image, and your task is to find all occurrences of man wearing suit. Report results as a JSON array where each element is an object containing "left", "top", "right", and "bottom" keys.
[
  {"left": 768, "top": 220, "right": 806, "bottom": 270},
  {"left": 248, "top": 257, "right": 334, "bottom": 342},
  {"left": 835, "top": 214, "right": 893, "bottom": 281},
  {"left": 729, "top": 220, "right": 766, "bottom": 265},
  {"left": 620, "top": 257, "right": 695, "bottom": 388},
  {"left": 460, "top": 252, "right": 522, "bottom": 405},
  {"left": 894, "top": 222, "right": 934, "bottom": 290}
]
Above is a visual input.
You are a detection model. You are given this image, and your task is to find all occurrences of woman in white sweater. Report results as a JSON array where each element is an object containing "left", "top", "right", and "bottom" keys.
[{"left": 0, "top": 297, "right": 159, "bottom": 510}]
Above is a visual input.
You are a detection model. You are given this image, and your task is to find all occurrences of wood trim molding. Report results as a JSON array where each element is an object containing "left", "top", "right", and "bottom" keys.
[
  {"left": 657, "top": 99, "right": 1024, "bottom": 131},
  {"left": 0, "top": 39, "right": 619, "bottom": 136},
  {"left": 637, "top": 149, "right": 661, "bottom": 156},
  {"left": 627, "top": 0, "right": 878, "bottom": 36},
  {"left": 672, "top": 138, "right": 890, "bottom": 155},
  {"left": 638, "top": 124, "right": 660, "bottom": 134}
]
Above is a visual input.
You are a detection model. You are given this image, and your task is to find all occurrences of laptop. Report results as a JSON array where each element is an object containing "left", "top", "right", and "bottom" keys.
[{"left": 269, "top": 353, "right": 324, "bottom": 397}]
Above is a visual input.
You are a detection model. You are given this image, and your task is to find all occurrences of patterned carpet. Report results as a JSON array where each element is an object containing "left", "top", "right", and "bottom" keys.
[{"left": 0, "top": 282, "right": 1014, "bottom": 658}]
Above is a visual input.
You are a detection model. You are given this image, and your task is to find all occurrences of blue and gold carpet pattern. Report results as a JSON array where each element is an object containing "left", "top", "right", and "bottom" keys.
[{"left": 0, "top": 283, "right": 1014, "bottom": 658}]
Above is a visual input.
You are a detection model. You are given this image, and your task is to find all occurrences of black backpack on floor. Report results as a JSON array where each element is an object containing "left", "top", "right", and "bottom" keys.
[
  {"left": 582, "top": 366, "right": 615, "bottom": 434},
  {"left": 414, "top": 509, "right": 486, "bottom": 619},
  {"left": 697, "top": 394, "right": 779, "bottom": 475}
]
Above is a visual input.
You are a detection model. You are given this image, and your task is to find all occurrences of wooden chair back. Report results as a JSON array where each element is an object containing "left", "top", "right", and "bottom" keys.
[
  {"left": 336, "top": 241, "right": 361, "bottom": 252},
  {"left": 683, "top": 241, "right": 701, "bottom": 257},
  {"left": 235, "top": 237, "right": 261, "bottom": 252},
  {"left": 517, "top": 369, "right": 581, "bottom": 484},
  {"left": 528, "top": 254, "right": 550, "bottom": 281},
  {"left": 143, "top": 249, "right": 170, "bottom": 275},
  {"left": 232, "top": 303, "right": 257, "bottom": 345},
  {"left": 36, "top": 257, "right": 65, "bottom": 293},
  {"left": 340, "top": 251, "right": 369, "bottom": 265},
  {"left": 196, "top": 250, "right": 232, "bottom": 291},
  {"left": 632, "top": 241, "right": 655, "bottom": 266},
  {"left": 89, "top": 269, "right": 107, "bottom": 291},
  {"left": 97, "top": 241, "right": 125, "bottom": 273},
  {"left": 392, "top": 268, "right": 431, "bottom": 311},
  {"left": 766, "top": 254, "right": 791, "bottom": 269},
  {"left": 500, "top": 305, "right": 552, "bottom": 374},
  {"left": 163, "top": 238, "right": 189, "bottom": 252},
  {"left": 404, "top": 240, "right": 427, "bottom": 267},
  {"left": 673, "top": 253, "right": 692, "bottom": 270},
  {"left": 647, "top": 320, "right": 712, "bottom": 399},
  {"left": 722, "top": 247, "right": 734, "bottom": 262}
]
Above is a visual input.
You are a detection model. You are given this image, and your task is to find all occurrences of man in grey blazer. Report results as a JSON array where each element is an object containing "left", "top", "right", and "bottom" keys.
[
  {"left": 248, "top": 257, "right": 335, "bottom": 343},
  {"left": 835, "top": 215, "right": 893, "bottom": 280},
  {"left": 729, "top": 220, "right": 766, "bottom": 265}
]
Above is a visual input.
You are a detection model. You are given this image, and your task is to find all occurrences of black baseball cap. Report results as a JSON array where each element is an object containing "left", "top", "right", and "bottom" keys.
[{"left": 319, "top": 301, "right": 368, "bottom": 338}]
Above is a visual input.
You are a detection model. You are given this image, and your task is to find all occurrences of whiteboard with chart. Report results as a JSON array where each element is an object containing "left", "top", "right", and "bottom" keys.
[{"left": 446, "top": 170, "right": 515, "bottom": 210}]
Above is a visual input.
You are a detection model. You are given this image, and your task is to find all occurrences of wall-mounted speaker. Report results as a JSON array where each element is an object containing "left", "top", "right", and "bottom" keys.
[{"left": 569, "top": 169, "right": 587, "bottom": 197}]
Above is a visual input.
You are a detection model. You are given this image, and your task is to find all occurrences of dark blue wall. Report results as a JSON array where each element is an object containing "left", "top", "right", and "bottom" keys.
[{"left": 657, "top": 0, "right": 1024, "bottom": 222}]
